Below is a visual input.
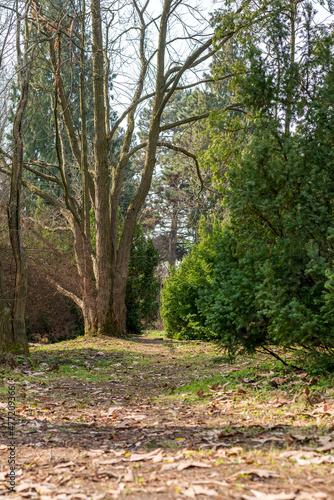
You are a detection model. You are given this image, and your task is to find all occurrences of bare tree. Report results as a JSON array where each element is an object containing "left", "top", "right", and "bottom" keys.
[
  {"left": 0, "top": 0, "right": 37, "bottom": 353},
  {"left": 0, "top": 0, "right": 246, "bottom": 336}
]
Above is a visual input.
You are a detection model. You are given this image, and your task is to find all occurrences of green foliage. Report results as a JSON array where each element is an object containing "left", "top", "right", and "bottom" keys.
[
  {"left": 161, "top": 2, "right": 334, "bottom": 371},
  {"left": 161, "top": 220, "right": 221, "bottom": 340},
  {"left": 126, "top": 225, "right": 160, "bottom": 334}
]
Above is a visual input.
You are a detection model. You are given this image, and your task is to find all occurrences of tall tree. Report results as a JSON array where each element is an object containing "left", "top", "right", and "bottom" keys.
[
  {"left": 0, "top": 0, "right": 37, "bottom": 354},
  {"left": 138, "top": 88, "right": 228, "bottom": 266},
  {"left": 162, "top": 0, "right": 334, "bottom": 365},
  {"left": 0, "top": 0, "right": 248, "bottom": 336}
]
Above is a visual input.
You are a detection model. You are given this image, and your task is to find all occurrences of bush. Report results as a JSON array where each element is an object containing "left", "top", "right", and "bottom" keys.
[{"left": 161, "top": 121, "right": 334, "bottom": 369}]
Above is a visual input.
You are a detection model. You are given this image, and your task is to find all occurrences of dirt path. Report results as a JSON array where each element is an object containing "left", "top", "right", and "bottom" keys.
[{"left": 0, "top": 332, "right": 333, "bottom": 500}]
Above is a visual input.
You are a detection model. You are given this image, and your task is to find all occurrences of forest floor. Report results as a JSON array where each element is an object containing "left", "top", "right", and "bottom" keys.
[{"left": 0, "top": 331, "right": 334, "bottom": 500}]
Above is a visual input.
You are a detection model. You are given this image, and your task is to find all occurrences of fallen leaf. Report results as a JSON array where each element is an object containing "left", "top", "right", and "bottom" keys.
[
  {"left": 227, "top": 446, "right": 243, "bottom": 455},
  {"left": 279, "top": 450, "right": 334, "bottom": 465},
  {"left": 161, "top": 463, "right": 177, "bottom": 472},
  {"left": 15, "top": 483, "right": 37, "bottom": 493},
  {"left": 127, "top": 448, "right": 162, "bottom": 462},
  {"left": 182, "top": 487, "right": 196, "bottom": 498},
  {"left": 242, "top": 491, "right": 295, "bottom": 500},
  {"left": 193, "top": 480, "right": 229, "bottom": 487},
  {"left": 317, "top": 436, "right": 332, "bottom": 445},
  {"left": 123, "top": 469, "right": 135, "bottom": 482},
  {"left": 177, "top": 460, "right": 212, "bottom": 471},
  {"left": 53, "top": 461, "right": 75, "bottom": 469},
  {"left": 152, "top": 450, "right": 164, "bottom": 463},
  {"left": 316, "top": 441, "right": 334, "bottom": 452},
  {"left": 192, "top": 485, "right": 218, "bottom": 496},
  {"left": 86, "top": 449, "right": 105, "bottom": 456},
  {"left": 252, "top": 437, "right": 283, "bottom": 444},
  {"left": 237, "top": 388, "right": 247, "bottom": 394},
  {"left": 99, "top": 458, "right": 122, "bottom": 465},
  {"left": 270, "top": 377, "right": 286, "bottom": 388},
  {"left": 290, "top": 434, "right": 309, "bottom": 442},
  {"left": 232, "top": 469, "right": 279, "bottom": 479},
  {"left": 259, "top": 371, "right": 275, "bottom": 377},
  {"left": 311, "top": 403, "right": 334, "bottom": 416}
]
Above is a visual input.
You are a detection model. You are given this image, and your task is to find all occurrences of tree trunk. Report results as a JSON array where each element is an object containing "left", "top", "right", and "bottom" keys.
[
  {"left": 110, "top": 269, "right": 127, "bottom": 336},
  {"left": 285, "top": 1, "right": 296, "bottom": 135},
  {"left": 108, "top": 0, "right": 172, "bottom": 336},
  {"left": 5, "top": 9, "right": 31, "bottom": 355},
  {"left": 15, "top": 0, "right": 218, "bottom": 340},
  {"left": 91, "top": 0, "right": 112, "bottom": 334},
  {"left": 0, "top": 259, "right": 16, "bottom": 355},
  {"left": 168, "top": 205, "right": 178, "bottom": 267},
  {"left": 71, "top": 221, "right": 99, "bottom": 335}
]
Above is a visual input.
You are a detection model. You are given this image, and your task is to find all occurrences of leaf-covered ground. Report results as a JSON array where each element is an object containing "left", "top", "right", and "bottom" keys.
[{"left": 0, "top": 332, "right": 334, "bottom": 500}]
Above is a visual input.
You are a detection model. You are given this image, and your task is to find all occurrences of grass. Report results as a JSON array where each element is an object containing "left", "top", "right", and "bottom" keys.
[
  {"left": 1, "top": 331, "right": 333, "bottom": 420},
  {"left": 0, "top": 331, "right": 333, "bottom": 500}
]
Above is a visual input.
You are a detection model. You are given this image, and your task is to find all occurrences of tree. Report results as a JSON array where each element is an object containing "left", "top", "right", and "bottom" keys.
[
  {"left": 1, "top": 0, "right": 247, "bottom": 337},
  {"left": 0, "top": 0, "right": 38, "bottom": 354},
  {"left": 162, "top": 0, "right": 334, "bottom": 370},
  {"left": 138, "top": 89, "right": 225, "bottom": 267}
]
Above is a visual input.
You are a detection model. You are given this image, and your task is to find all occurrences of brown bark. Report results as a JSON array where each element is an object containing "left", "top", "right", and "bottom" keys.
[
  {"left": 285, "top": 1, "right": 296, "bottom": 135},
  {"left": 108, "top": 0, "right": 172, "bottom": 336},
  {"left": 7, "top": 80, "right": 29, "bottom": 352},
  {"left": 11, "top": 0, "right": 240, "bottom": 339},
  {"left": 80, "top": 0, "right": 91, "bottom": 239},
  {"left": 0, "top": 258, "right": 16, "bottom": 355},
  {"left": 71, "top": 222, "right": 98, "bottom": 334},
  {"left": 168, "top": 205, "right": 178, "bottom": 267},
  {"left": 91, "top": 0, "right": 112, "bottom": 334},
  {"left": 5, "top": 7, "right": 31, "bottom": 355}
]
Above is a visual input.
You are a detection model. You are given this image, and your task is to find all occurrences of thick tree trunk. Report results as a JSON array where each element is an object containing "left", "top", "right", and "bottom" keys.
[
  {"left": 110, "top": 270, "right": 127, "bottom": 336},
  {"left": 91, "top": 0, "right": 112, "bottom": 334},
  {"left": 82, "top": 300, "right": 99, "bottom": 335}
]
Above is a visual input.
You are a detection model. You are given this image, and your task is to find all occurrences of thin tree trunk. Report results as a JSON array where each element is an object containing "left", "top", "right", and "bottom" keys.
[
  {"left": 80, "top": 0, "right": 91, "bottom": 241},
  {"left": 0, "top": 258, "right": 15, "bottom": 355},
  {"left": 7, "top": 80, "right": 29, "bottom": 352},
  {"left": 168, "top": 205, "right": 178, "bottom": 267},
  {"left": 285, "top": 1, "right": 296, "bottom": 135},
  {"left": 71, "top": 222, "right": 99, "bottom": 334},
  {"left": 5, "top": 5, "right": 30, "bottom": 355}
]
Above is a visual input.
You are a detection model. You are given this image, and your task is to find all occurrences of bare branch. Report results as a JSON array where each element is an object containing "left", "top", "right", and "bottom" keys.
[
  {"left": 157, "top": 141, "right": 203, "bottom": 192},
  {"left": 26, "top": 217, "right": 72, "bottom": 232},
  {"left": 44, "top": 275, "right": 83, "bottom": 309},
  {"left": 24, "top": 164, "right": 62, "bottom": 186},
  {"left": 160, "top": 102, "right": 245, "bottom": 132},
  {"left": 0, "top": 164, "right": 67, "bottom": 211}
]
